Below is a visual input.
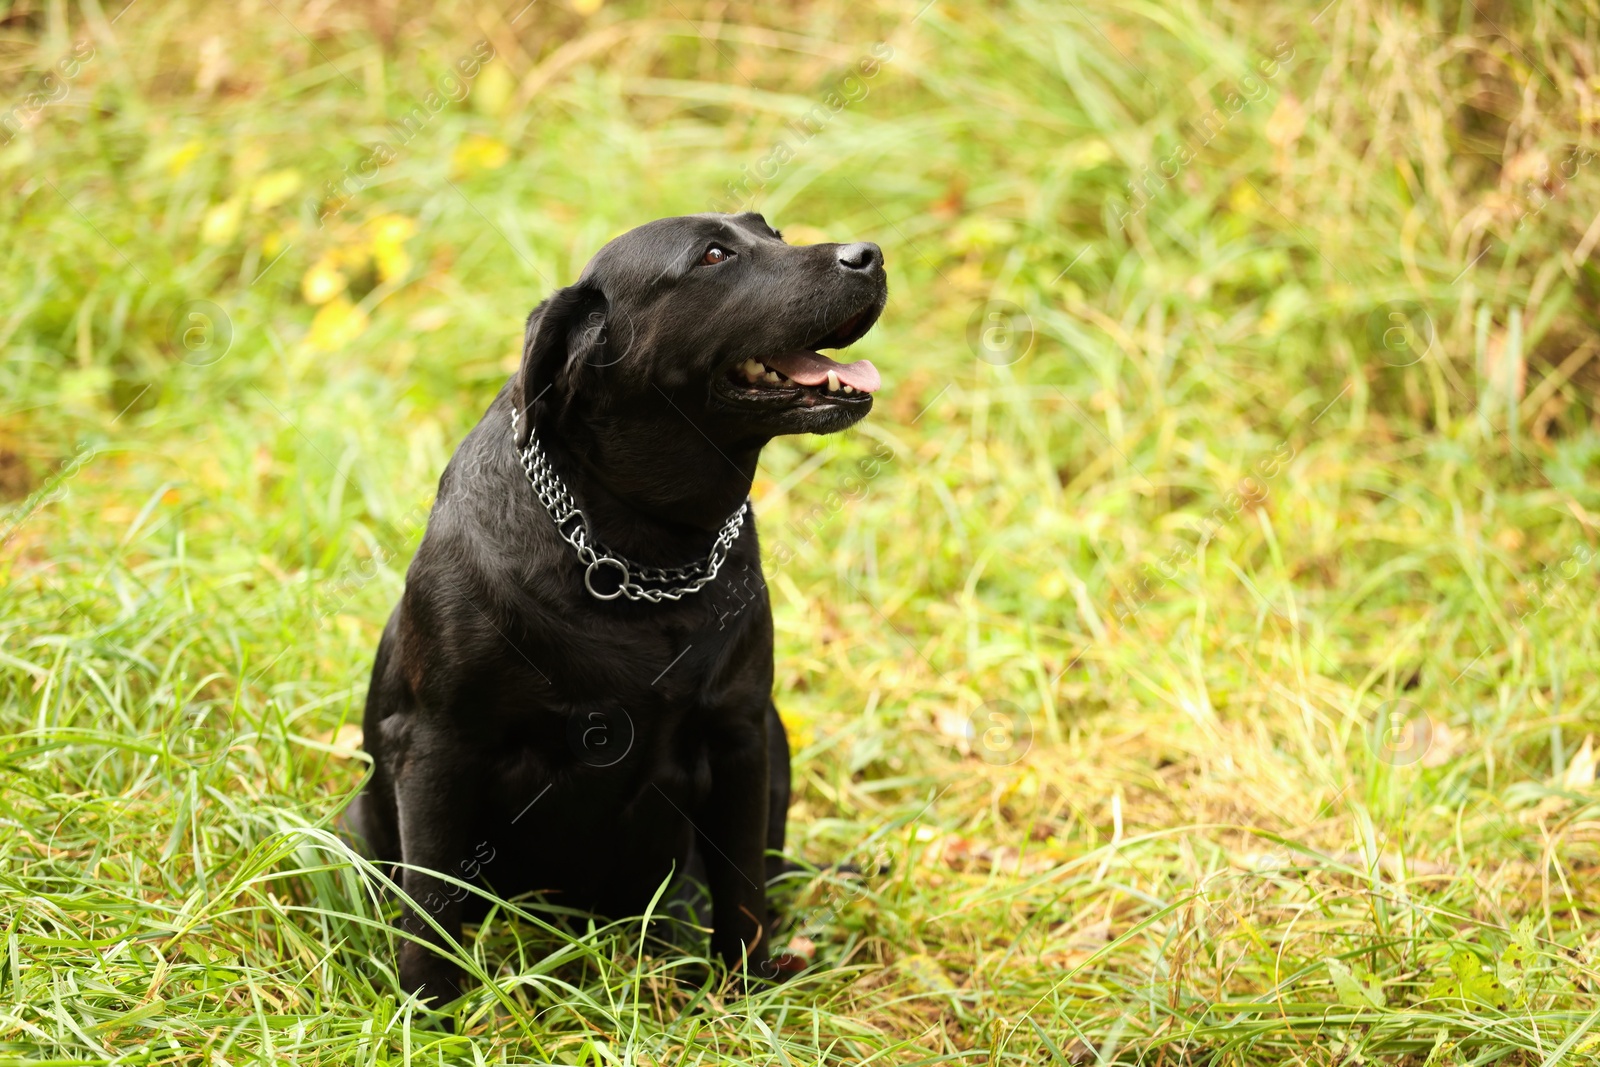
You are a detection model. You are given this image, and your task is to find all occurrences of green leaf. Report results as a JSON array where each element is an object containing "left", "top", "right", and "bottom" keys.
[
  {"left": 1426, "top": 949, "right": 1513, "bottom": 1010},
  {"left": 1327, "top": 957, "right": 1385, "bottom": 1008},
  {"left": 1448, "top": 950, "right": 1480, "bottom": 980},
  {"left": 899, "top": 952, "right": 959, "bottom": 993},
  {"left": 1498, "top": 942, "right": 1532, "bottom": 1006}
]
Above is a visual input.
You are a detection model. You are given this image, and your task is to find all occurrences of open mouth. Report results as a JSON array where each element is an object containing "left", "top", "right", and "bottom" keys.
[{"left": 719, "top": 304, "right": 882, "bottom": 405}]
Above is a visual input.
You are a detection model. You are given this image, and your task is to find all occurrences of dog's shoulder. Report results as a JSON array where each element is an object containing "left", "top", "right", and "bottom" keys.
[{"left": 401, "top": 384, "right": 567, "bottom": 607}]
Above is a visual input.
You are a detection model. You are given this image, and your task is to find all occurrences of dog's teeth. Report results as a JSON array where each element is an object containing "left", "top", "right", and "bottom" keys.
[
  {"left": 743, "top": 359, "right": 765, "bottom": 381},
  {"left": 842, "top": 384, "right": 855, "bottom": 394},
  {"left": 826, "top": 370, "right": 840, "bottom": 392},
  {"left": 764, "top": 371, "right": 781, "bottom": 383}
]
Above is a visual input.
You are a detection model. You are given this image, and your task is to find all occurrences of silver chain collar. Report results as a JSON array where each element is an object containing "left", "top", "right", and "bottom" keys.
[{"left": 510, "top": 407, "right": 749, "bottom": 602}]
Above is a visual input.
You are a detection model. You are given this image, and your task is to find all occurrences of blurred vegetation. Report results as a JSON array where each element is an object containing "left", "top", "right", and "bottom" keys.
[{"left": 2, "top": 0, "right": 1600, "bottom": 1063}]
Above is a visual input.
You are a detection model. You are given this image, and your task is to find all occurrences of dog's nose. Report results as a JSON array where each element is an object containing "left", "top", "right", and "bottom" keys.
[{"left": 836, "top": 242, "right": 882, "bottom": 272}]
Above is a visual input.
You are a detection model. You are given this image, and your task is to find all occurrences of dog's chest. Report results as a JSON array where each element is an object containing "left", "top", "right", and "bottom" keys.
[
  {"left": 565, "top": 554, "right": 769, "bottom": 685},
  {"left": 530, "top": 574, "right": 769, "bottom": 779}
]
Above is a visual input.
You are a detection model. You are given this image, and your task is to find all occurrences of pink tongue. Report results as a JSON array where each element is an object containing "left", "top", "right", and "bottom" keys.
[{"left": 763, "top": 350, "right": 881, "bottom": 393}]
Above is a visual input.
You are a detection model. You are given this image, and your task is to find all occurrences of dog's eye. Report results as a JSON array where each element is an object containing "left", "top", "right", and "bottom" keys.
[{"left": 700, "top": 245, "right": 733, "bottom": 266}]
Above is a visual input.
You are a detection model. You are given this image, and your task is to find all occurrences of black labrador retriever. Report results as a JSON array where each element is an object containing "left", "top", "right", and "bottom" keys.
[{"left": 341, "top": 212, "right": 886, "bottom": 1001}]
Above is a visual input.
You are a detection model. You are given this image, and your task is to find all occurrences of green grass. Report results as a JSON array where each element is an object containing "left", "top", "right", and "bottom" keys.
[{"left": 3, "top": 0, "right": 1600, "bottom": 1062}]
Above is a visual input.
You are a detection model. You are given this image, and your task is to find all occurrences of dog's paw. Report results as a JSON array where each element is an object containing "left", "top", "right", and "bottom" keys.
[{"left": 399, "top": 949, "right": 466, "bottom": 1008}]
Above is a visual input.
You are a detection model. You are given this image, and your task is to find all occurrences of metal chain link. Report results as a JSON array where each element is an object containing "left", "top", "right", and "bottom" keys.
[{"left": 510, "top": 407, "right": 748, "bottom": 602}]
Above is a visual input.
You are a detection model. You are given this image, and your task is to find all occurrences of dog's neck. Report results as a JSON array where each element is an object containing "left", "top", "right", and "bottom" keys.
[{"left": 536, "top": 407, "right": 761, "bottom": 562}]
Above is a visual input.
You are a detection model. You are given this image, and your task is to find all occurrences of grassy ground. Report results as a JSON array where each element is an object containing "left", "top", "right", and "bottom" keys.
[{"left": 3, "top": 0, "right": 1600, "bottom": 1062}]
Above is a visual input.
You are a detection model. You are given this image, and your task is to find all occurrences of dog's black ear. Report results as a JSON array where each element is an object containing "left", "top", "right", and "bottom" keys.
[{"left": 514, "top": 284, "right": 607, "bottom": 447}]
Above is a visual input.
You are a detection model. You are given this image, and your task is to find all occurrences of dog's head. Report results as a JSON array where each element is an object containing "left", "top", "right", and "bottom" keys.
[{"left": 514, "top": 213, "right": 886, "bottom": 449}]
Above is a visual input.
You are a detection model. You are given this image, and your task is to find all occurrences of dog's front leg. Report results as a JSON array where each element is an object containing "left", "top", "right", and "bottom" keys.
[
  {"left": 697, "top": 723, "right": 773, "bottom": 978},
  {"left": 392, "top": 723, "right": 480, "bottom": 1004}
]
